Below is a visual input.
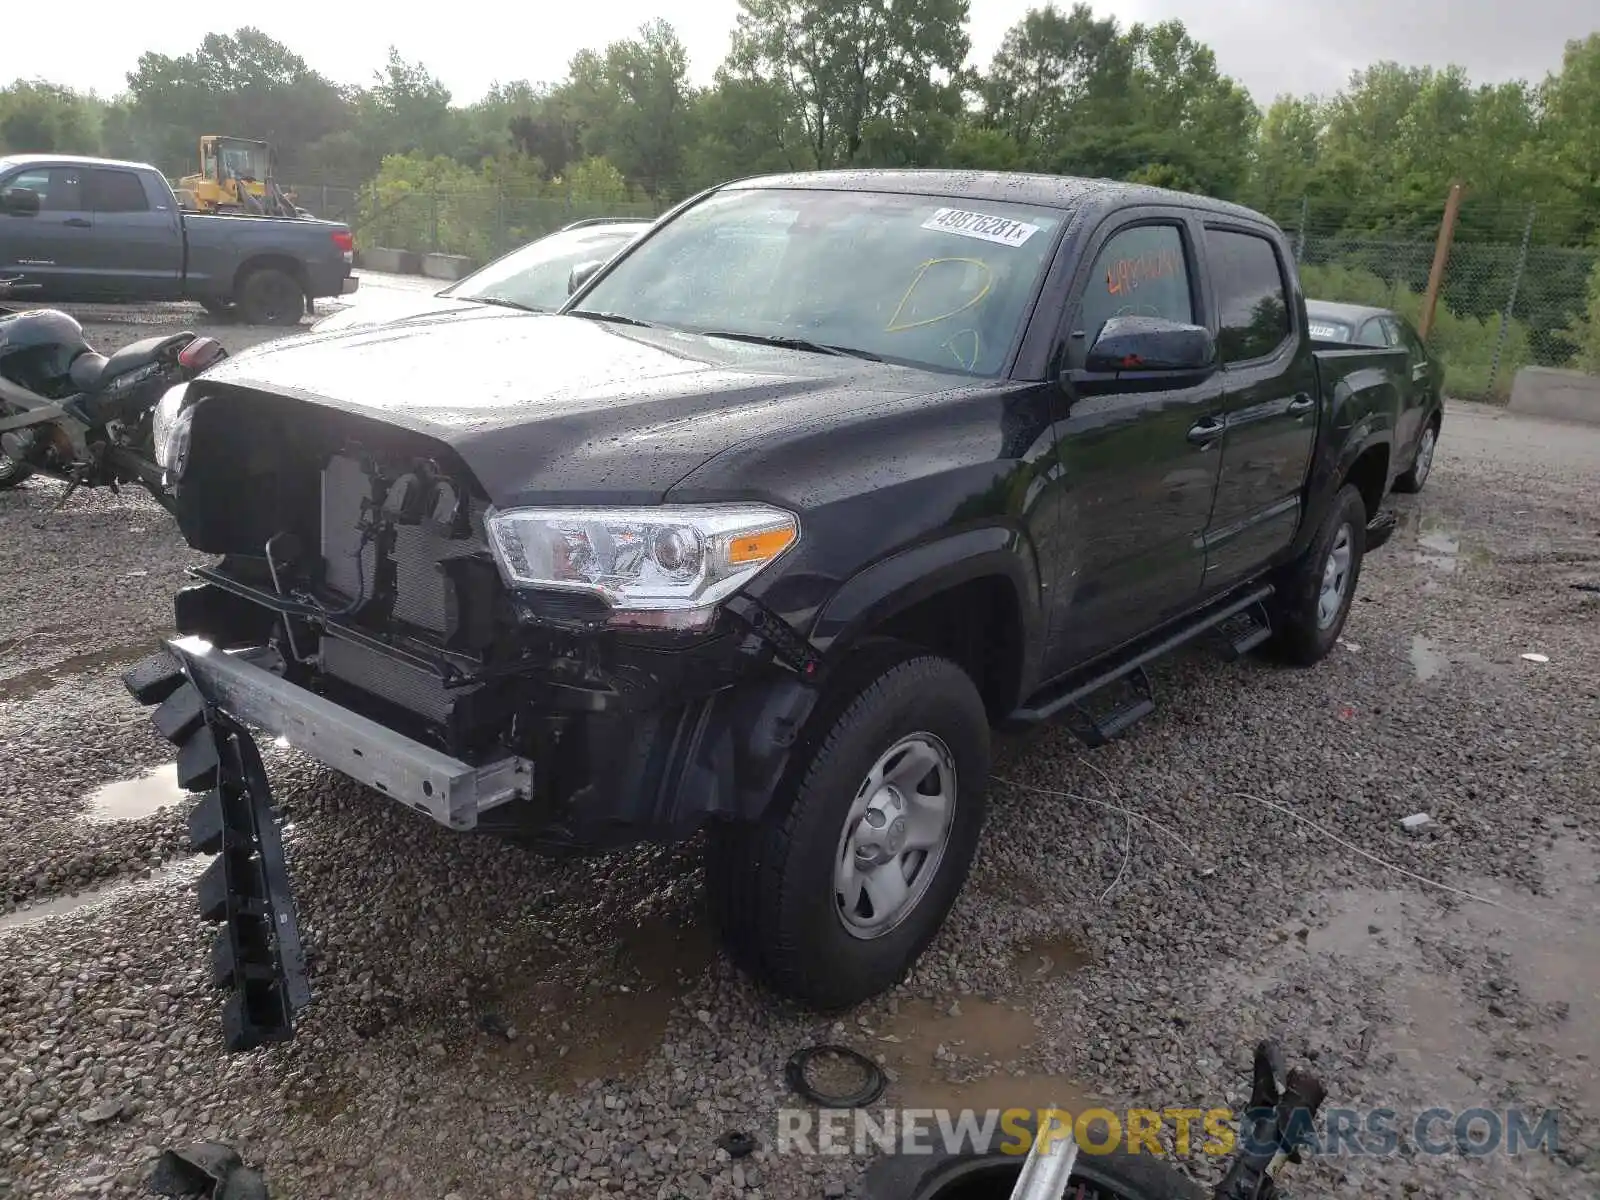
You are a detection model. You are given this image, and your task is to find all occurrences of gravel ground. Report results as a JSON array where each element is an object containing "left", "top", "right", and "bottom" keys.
[{"left": 2, "top": 301, "right": 1597, "bottom": 1200}]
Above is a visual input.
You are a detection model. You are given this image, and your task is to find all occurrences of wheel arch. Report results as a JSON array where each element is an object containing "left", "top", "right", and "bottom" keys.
[{"left": 808, "top": 526, "right": 1045, "bottom": 720}]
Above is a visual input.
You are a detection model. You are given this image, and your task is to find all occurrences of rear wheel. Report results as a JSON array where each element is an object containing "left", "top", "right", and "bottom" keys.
[
  {"left": 236, "top": 268, "right": 305, "bottom": 327},
  {"left": 705, "top": 649, "right": 990, "bottom": 1010},
  {"left": 1267, "top": 482, "right": 1367, "bottom": 666},
  {"left": 1393, "top": 413, "right": 1439, "bottom": 493}
]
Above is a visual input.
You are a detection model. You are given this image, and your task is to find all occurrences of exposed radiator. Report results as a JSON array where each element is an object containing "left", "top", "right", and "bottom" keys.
[
  {"left": 319, "top": 453, "right": 489, "bottom": 634},
  {"left": 319, "top": 634, "right": 471, "bottom": 725}
]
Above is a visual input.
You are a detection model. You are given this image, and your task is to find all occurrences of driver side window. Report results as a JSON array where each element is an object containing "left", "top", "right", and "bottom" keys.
[{"left": 1071, "top": 224, "right": 1193, "bottom": 366}]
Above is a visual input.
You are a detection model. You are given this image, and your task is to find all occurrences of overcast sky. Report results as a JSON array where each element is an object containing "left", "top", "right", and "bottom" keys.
[{"left": 8, "top": 0, "right": 1589, "bottom": 106}]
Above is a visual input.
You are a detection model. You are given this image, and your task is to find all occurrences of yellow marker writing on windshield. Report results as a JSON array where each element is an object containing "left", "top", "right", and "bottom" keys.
[{"left": 886, "top": 258, "right": 994, "bottom": 332}]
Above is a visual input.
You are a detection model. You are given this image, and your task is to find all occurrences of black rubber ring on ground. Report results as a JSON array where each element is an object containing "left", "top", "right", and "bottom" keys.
[{"left": 784, "top": 1044, "right": 888, "bottom": 1109}]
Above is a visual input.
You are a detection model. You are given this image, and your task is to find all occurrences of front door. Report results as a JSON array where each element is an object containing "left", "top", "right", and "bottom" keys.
[
  {"left": 1200, "top": 225, "right": 1318, "bottom": 588},
  {"left": 0, "top": 164, "right": 93, "bottom": 298},
  {"left": 1044, "top": 215, "right": 1225, "bottom": 668}
]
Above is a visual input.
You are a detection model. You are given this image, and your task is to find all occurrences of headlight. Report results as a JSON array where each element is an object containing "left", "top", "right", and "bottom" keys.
[
  {"left": 486, "top": 504, "right": 799, "bottom": 630},
  {"left": 151, "top": 383, "right": 199, "bottom": 480}
]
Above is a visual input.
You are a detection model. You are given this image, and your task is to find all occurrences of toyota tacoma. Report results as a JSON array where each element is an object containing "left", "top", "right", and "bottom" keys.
[{"left": 124, "top": 170, "right": 1414, "bottom": 1049}]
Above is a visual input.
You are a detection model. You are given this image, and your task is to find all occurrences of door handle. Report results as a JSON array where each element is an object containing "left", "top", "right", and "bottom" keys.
[
  {"left": 63, "top": 217, "right": 91, "bottom": 228},
  {"left": 1187, "top": 417, "right": 1225, "bottom": 447},
  {"left": 1287, "top": 393, "right": 1315, "bottom": 415}
]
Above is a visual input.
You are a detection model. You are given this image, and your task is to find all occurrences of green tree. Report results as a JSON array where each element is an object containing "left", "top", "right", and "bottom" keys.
[
  {"left": 0, "top": 80, "right": 101, "bottom": 154},
  {"left": 978, "top": 3, "right": 1122, "bottom": 150},
  {"left": 121, "top": 29, "right": 351, "bottom": 178},
  {"left": 1540, "top": 34, "right": 1600, "bottom": 244},
  {"left": 725, "top": 0, "right": 971, "bottom": 167}
]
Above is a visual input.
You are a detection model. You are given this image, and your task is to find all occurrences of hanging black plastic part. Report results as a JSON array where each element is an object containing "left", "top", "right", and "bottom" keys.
[{"left": 123, "top": 663, "right": 311, "bottom": 1052}]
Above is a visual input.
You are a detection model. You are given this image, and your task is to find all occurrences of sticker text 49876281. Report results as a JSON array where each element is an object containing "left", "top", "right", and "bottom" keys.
[{"left": 922, "top": 208, "right": 1041, "bottom": 248}]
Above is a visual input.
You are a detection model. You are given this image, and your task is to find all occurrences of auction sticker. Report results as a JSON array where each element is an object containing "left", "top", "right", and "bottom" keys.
[{"left": 922, "top": 207, "right": 1040, "bottom": 247}]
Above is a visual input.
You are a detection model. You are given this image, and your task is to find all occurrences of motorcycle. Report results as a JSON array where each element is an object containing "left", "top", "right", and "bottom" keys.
[{"left": 0, "top": 276, "right": 227, "bottom": 511}]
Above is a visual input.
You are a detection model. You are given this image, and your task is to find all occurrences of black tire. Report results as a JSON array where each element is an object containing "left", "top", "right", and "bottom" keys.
[
  {"left": 705, "top": 649, "right": 990, "bottom": 1011},
  {"left": 1392, "top": 411, "right": 1440, "bottom": 494},
  {"left": 0, "top": 455, "right": 32, "bottom": 490},
  {"left": 1267, "top": 482, "right": 1367, "bottom": 666},
  {"left": 235, "top": 268, "right": 305, "bottom": 327},
  {"left": 862, "top": 1145, "right": 1208, "bottom": 1200}
]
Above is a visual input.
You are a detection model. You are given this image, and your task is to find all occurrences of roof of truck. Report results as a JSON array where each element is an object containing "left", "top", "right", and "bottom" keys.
[
  {"left": 1305, "top": 299, "right": 1397, "bottom": 323},
  {"left": 723, "top": 168, "right": 1276, "bottom": 227},
  {"left": 0, "top": 153, "right": 158, "bottom": 172}
]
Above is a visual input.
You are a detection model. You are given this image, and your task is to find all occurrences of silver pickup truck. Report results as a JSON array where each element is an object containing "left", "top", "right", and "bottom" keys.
[{"left": 0, "top": 154, "right": 357, "bottom": 325}]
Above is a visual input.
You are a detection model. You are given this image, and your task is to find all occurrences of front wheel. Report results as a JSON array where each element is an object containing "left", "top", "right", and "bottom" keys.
[{"left": 705, "top": 650, "right": 990, "bottom": 1010}]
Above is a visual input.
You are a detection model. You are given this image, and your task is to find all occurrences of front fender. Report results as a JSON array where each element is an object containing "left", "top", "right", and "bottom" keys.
[{"left": 808, "top": 524, "right": 1046, "bottom": 690}]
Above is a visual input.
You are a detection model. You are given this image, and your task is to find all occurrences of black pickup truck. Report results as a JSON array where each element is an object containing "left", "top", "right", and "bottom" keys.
[
  {"left": 126, "top": 170, "right": 1415, "bottom": 1047},
  {"left": 0, "top": 154, "right": 357, "bottom": 324}
]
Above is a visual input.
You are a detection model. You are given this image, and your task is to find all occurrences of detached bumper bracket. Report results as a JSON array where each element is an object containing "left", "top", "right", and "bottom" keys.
[{"left": 123, "top": 651, "right": 310, "bottom": 1051}]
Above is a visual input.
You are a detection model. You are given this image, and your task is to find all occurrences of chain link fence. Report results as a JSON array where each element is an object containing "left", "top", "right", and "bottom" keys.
[{"left": 1277, "top": 199, "right": 1598, "bottom": 402}]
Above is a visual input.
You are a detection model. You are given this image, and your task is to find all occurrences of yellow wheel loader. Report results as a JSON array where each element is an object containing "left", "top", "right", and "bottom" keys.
[{"left": 174, "top": 136, "right": 305, "bottom": 218}]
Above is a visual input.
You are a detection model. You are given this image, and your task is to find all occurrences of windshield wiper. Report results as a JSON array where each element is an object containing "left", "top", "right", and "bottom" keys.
[
  {"left": 569, "top": 310, "right": 655, "bottom": 328},
  {"left": 699, "top": 330, "right": 883, "bottom": 362},
  {"left": 470, "top": 296, "right": 544, "bottom": 313}
]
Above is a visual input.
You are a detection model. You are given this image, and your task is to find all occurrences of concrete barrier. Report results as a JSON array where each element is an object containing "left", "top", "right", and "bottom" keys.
[
  {"left": 1509, "top": 367, "right": 1600, "bottom": 425},
  {"left": 421, "top": 253, "right": 476, "bottom": 281},
  {"left": 356, "top": 247, "right": 421, "bottom": 275}
]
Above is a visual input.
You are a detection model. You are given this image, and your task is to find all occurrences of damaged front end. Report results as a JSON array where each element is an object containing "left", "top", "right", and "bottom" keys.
[{"left": 127, "top": 384, "right": 820, "bottom": 1048}]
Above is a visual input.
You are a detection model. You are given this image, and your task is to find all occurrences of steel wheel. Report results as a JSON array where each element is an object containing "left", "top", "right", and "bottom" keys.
[
  {"left": 1317, "top": 523, "right": 1354, "bottom": 630},
  {"left": 833, "top": 731, "right": 957, "bottom": 940}
]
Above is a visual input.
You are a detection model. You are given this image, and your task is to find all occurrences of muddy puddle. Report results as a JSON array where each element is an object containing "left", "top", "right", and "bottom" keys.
[
  {"left": 474, "top": 914, "right": 717, "bottom": 1088},
  {"left": 0, "top": 858, "right": 200, "bottom": 935},
  {"left": 826, "top": 932, "right": 1096, "bottom": 1112},
  {"left": 871, "top": 997, "right": 1088, "bottom": 1111},
  {"left": 82, "top": 762, "right": 183, "bottom": 823},
  {"left": 0, "top": 639, "right": 163, "bottom": 705}
]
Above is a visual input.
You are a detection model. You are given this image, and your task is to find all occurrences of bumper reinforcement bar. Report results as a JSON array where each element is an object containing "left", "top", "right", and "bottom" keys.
[{"left": 159, "top": 635, "right": 531, "bottom": 831}]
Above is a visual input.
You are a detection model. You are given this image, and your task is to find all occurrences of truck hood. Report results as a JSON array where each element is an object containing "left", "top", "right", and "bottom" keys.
[{"left": 198, "top": 307, "right": 953, "bottom": 506}]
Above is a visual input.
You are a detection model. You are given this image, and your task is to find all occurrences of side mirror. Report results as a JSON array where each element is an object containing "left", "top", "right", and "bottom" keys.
[
  {"left": 567, "top": 260, "right": 604, "bottom": 295},
  {"left": 1084, "top": 315, "right": 1215, "bottom": 374},
  {"left": 1, "top": 187, "right": 41, "bottom": 216}
]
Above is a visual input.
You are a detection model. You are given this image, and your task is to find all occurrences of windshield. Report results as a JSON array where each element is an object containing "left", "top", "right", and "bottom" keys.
[
  {"left": 448, "top": 225, "right": 643, "bottom": 311},
  {"left": 573, "top": 188, "right": 1064, "bottom": 376},
  {"left": 1307, "top": 316, "right": 1354, "bottom": 343}
]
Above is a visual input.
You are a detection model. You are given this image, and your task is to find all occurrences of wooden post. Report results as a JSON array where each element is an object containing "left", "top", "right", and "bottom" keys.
[{"left": 1419, "top": 182, "right": 1463, "bottom": 342}]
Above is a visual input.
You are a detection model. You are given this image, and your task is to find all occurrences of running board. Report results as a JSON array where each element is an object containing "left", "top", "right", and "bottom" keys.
[
  {"left": 1009, "top": 584, "right": 1276, "bottom": 733},
  {"left": 124, "top": 650, "right": 310, "bottom": 1051}
]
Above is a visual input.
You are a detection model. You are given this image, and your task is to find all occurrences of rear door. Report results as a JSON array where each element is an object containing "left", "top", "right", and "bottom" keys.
[
  {"left": 83, "top": 167, "right": 182, "bottom": 299},
  {"left": 0, "top": 164, "right": 93, "bottom": 297},
  {"left": 1200, "top": 224, "right": 1318, "bottom": 587},
  {"left": 1044, "top": 211, "right": 1225, "bottom": 665}
]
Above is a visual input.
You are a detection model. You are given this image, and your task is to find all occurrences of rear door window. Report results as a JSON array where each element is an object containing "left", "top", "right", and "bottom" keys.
[
  {"left": 1206, "top": 229, "right": 1292, "bottom": 363},
  {"left": 86, "top": 169, "right": 150, "bottom": 214}
]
